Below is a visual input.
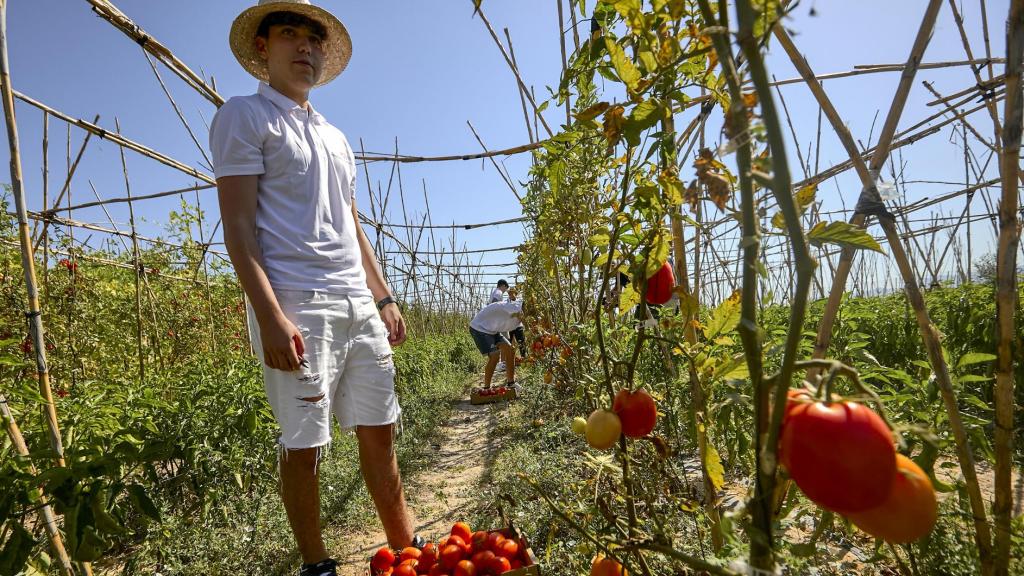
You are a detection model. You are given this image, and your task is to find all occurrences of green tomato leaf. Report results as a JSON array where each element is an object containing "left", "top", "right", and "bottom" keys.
[
  {"left": 807, "top": 221, "right": 884, "bottom": 254},
  {"left": 604, "top": 37, "right": 641, "bottom": 92}
]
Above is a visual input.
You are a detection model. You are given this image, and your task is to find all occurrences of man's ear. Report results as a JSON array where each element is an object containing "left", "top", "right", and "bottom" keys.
[{"left": 254, "top": 36, "right": 269, "bottom": 61}]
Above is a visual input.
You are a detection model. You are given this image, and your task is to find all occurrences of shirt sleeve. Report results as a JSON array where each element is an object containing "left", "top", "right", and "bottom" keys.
[{"left": 209, "top": 97, "right": 265, "bottom": 179}]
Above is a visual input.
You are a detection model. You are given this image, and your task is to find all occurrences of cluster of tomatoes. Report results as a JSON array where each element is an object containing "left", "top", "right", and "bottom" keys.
[
  {"left": 573, "top": 388, "right": 658, "bottom": 449},
  {"left": 474, "top": 386, "right": 514, "bottom": 397},
  {"left": 779, "top": 389, "right": 938, "bottom": 543},
  {"left": 370, "top": 522, "right": 532, "bottom": 576}
]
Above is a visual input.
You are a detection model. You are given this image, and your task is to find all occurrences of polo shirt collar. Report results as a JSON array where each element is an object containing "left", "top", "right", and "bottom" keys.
[{"left": 258, "top": 82, "right": 326, "bottom": 124}]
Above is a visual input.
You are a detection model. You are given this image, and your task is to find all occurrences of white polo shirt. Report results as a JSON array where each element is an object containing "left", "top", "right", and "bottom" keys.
[
  {"left": 470, "top": 300, "right": 523, "bottom": 335},
  {"left": 209, "top": 83, "right": 370, "bottom": 297}
]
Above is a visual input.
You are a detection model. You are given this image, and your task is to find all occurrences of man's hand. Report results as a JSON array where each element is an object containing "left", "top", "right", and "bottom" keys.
[
  {"left": 258, "top": 315, "right": 306, "bottom": 371},
  {"left": 380, "top": 304, "right": 407, "bottom": 346}
]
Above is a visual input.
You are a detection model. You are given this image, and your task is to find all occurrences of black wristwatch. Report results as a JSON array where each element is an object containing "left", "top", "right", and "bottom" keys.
[{"left": 376, "top": 295, "right": 398, "bottom": 311}]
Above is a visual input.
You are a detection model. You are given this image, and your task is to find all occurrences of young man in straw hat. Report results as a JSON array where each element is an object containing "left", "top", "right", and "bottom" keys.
[{"left": 210, "top": 2, "right": 418, "bottom": 574}]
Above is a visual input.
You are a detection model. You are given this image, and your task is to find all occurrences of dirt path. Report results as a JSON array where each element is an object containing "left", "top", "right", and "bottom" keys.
[{"left": 331, "top": 375, "right": 505, "bottom": 576}]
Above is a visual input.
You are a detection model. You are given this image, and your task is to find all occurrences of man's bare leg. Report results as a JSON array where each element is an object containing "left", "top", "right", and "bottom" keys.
[
  {"left": 499, "top": 342, "right": 515, "bottom": 383},
  {"left": 356, "top": 424, "right": 414, "bottom": 549},
  {"left": 280, "top": 447, "right": 329, "bottom": 564},
  {"left": 483, "top": 351, "right": 499, "bottom": 387}
]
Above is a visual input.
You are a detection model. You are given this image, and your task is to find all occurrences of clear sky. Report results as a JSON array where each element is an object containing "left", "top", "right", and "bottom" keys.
[{"left": 0, "top": 0, "right": 1013, "bottom": 303}]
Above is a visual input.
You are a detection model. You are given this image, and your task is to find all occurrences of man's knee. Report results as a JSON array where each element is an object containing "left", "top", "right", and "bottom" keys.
[{"left": 279, "top": 445, "right": 323, "bottom": 470}]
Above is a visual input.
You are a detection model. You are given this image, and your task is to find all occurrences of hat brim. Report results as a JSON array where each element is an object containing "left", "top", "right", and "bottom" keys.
[{"left": 229, "top": 3, "right": 351, "bottom": 87}]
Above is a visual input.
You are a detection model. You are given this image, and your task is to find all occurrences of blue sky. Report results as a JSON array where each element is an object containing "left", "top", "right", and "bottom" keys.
[{"left": 0, "top": 0, "right": 1013, "bottom": 302}]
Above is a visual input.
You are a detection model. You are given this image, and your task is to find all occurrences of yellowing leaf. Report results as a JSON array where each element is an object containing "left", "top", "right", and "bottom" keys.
[
  {"left": 704, "top": 443, "right": 726, "bottom": 493},
  {"left": 576, "top": 101, "right": 611, "bottom": 122},
  {"left": 605, "top": 37, "right": 641, "bottom": 92},
  {"left": 704, "top": 289, "right": 741, "bottom": 339},
  {"left": 619, "top": 284, "right": 641, "bottom": 316}
]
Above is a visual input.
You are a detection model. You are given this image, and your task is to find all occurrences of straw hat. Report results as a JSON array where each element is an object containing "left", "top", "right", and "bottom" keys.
[{"left": 229, "top": 0, "right": 352, "bottom": 86}]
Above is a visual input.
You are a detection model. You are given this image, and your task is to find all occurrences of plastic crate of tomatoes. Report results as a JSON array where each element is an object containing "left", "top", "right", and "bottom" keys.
[
  {"left": 370, "top": 521, "right": 540, "bottom": 575},
  {"left": 470, "top": 385, "right": 518, "bottom": 405}
]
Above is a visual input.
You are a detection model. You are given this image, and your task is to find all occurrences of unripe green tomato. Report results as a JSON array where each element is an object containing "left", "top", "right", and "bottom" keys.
[{"left": 571, "top": 417, "right": 588, "bottom": 435}]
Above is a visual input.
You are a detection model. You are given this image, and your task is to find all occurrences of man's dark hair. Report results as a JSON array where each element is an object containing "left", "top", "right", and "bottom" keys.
[
  {"left": 256, "top": 11, "right": 328, "bottom": 40},
  {"left": 497, "top": 279, "right": 509, "bottom": 288}
]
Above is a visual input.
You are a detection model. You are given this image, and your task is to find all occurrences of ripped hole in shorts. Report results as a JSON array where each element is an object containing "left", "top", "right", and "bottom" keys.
[
  {"left": 297, "top": 392, "right": 329, "bottom": 409},
  {"left": 376, "top": 352, "right": 395, "bottom": 374}
]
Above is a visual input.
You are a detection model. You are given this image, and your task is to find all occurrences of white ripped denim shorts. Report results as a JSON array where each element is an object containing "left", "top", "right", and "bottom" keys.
[{"left": 247, "top": 289, "right": 401, "bottom": 450}]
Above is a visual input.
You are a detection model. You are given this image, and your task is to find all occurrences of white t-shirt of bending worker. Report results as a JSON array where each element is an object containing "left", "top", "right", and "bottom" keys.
[
  {"left": 470, "top": 300, "right": 523, "bottom": 335},
  {"left": 209, "top": 83, "right": 370, "bottom": 297}
]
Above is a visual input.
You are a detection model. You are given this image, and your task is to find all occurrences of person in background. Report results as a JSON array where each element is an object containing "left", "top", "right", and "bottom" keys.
[
  {"left": 506, "top": 287, "right": 526, "bottom": 362},
  {"left": 468, "top": 297, "right": 522, "bottom": 390},
  {"left": 489, "top": 278, "right": 509, "bottom": 303},
  {"left": 490, "top": 278, "right": 510, "bottom": 370}
]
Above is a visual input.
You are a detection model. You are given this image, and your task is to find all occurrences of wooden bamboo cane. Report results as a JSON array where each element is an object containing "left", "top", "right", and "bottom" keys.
[
  {"left": 42, "top": 111, "right": 49, "bottom": 303},
  {"left": 774, "top": 6, "right": 997, "bottom": 573},
  {"left": 0, "top": 393, "right": 74, "bottom": 575},
  {"left": 662, "top": 92, "right": 723, "bottom": 551},
  {"left": 32, "top": 114, "right": 98, "bottom": 252},
  {"left": 0, "top": 2, "right": 80, "bottom": 573},
  {"left": 474, "top": 2, "right": 554, "bottom": 138},
  {"left": 116, "top": 119, "right": 146, "bottom": 384},
  {"left": 556, "top": 0, "right": 571, "bottom": 128},
  {"left": 504, "top": 28, "right": 536, "bottom": 145},
  {"left": 993, "top": 2, "right": 1023, "bottom": 573}
]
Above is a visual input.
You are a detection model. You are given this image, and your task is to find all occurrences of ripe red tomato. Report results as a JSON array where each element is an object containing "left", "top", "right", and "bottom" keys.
[
  {"left": 451, "top": 522, "right": 473, "bottom": 543},
  {"left": 399, "top": 547, "right": 422, "bottom": 564},
  {"left": 612, "top": 388, "right": 658, "bottom": 438},
  {"left": 470, "top": 531, "right": 488, "bottom": 552},
  {"left": 490, "top": 556, "right": 512, "bottom": 573},
  {"left": 448, "top": 534, "right": 470, "bottom": 554},
  {"left": 420, "top": 542, "right": 438, "bottom": 569},
  {"left": 427, "top": 564, "right": 448, "bottom": 576},
  {"left": 645, "top": 261, "right": 675, "bottom": 305},
  {"left": 846, "top": 454, "right": 938, "bottom": 543},
  {"left": 371, "top": 547, "right": 396, "bottom": 571},
  {"left": 486, "top": 532, "right": 506, "bottom": 552},
  {"left": 497, "top": 539, "right": 519, "bottom": 560},
  {"left": 453, "top": 560, "right": 476, "bottom": 576},
  {"left": 394, "top": 560, "right": 418, "bottom": 576},
  {"left": 779, "top": 400, "right": 896, "bottom": 513},
  {"left": 470, "top": 550, "right": 495, "bottom": 567},
  {"left": 440, "top": 544, "right": 464, "bottom": 569},
  {"left": 591, "top": 555, "right": 627, "bottom": 576}
]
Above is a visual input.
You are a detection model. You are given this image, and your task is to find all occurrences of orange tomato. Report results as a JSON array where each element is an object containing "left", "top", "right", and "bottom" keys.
[
  {"left": 497, "top": 539, "right": 519, "bottom": 560},
  {"left": 399, "top": 547, "right": 421, "bottom": 564},
  {"left": 451, "top": 521, "right": 473, "bottom": 543},
  {"left": 591, "top": 555, "right": 628, "bottom": 576},
  {"left": 453, "top": 560, "right": 476, "bottom": 576},
  {"left": 394, "top": 560, "right": 418, "bottom": 576},
  {"left": 440, "top": 544, "right": 464, "bottom": 569},
  {"left": 846, "top": 454, "right": 938, "bottom": 543}
]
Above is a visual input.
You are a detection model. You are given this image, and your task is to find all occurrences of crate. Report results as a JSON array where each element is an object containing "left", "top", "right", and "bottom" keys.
[
  {"left": 470, "top": 386, "right": 518, "bottom": 405},
  {"left": 493, "top": 525, "right": 541, "bottom": 575}
]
